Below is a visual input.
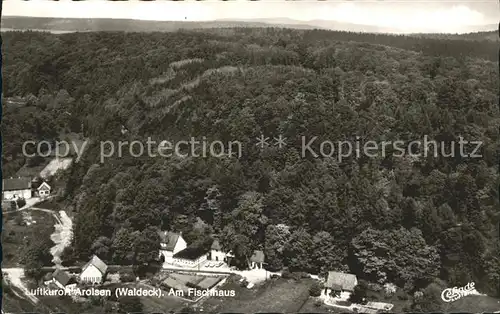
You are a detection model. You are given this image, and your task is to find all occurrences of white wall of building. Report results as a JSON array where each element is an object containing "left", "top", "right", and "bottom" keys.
[
  {"left": 323, "top": 288, "right": 352, "bottom": 301},
  {"left": 160, "top": 235, "right": 187, "bottom": 265},
  {"left": 173, "top": 237, "right": 187, "bottom": 254},
  {"left": 160, "top": 250, "right": 174, "bottom": 263},
  {"left": 3, "top": 189, "right": 32, "bottom": 200},
  {"left": 210, "top": 249, "right": 226, "bottom": 262},
  {"left": 173, "top": 254, "right": 207, "bottom": 268},
  {"left": 80, "top": 265, "right": 103, "bottom": 284}
]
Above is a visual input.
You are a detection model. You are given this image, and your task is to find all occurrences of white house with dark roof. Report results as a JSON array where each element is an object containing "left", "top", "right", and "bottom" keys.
[
  {"left": 172, "top": 246, "right": 208, "bottom": 268},
  {"left": 2, "top": 177, "right": 32, "bottom": 200},
  {"left": 323, "top": 271, "right": 358, "bottom": 301},
  {"left": 159, "top": 231, "right": 187, "bottom": 266},
  {"left": 80, "top": 255, "right": 108, "bottom": 284},
  {"left": 209, "top": 239, "right": 227, "bottom": 262},
  {"left": 37, "top": 181, "right": 51, "bottom": 198}
]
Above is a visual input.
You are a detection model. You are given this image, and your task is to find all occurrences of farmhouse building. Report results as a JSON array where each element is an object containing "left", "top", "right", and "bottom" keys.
[
  {"left": 159, "top": 231, "right": 187, "bottom": 265},
  {"left": 250, "top": 250, "right": 265, "bottom": 269},
  {"left": 324, "top": 271, "right": 358, "bottom": 300},
  {"left": 37, "top": 182, "right": 51, "bottom": 198},
  {"left": 172, "top": 246, "right": 208, "bottom": 268},
  {"left": 44, "top": 269, "right": 76, "bottom": 290},
  {"left": 80, "top": 255, "right": 108, "bottom": 284},
  {"left": 209, "top": 239, "right": 227, "bottom": 262},
  {"left": 2, "top": 177, "right": 32, "bottom": 200}
]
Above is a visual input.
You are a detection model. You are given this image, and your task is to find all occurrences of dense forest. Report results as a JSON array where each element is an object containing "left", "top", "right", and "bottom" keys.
[{"left": 2, "top": 27, "right": 499, "bottom": 308}]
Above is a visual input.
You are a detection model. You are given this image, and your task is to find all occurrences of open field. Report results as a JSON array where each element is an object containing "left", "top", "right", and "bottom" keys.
[
  {"left": 37, "top": 295, "right": 89, "bottom": 314},
  {"left": 35, "top": 198, "right": 61, "bottom": 210},
  {"left": 445, "top": 295, "right": 500, "bottom": 312},
  {"left": 365, "top": 287, "right": 410, "bottom": 312},
  {"left": 140, "top": 292, "right": 189, "bottom": 313},
  {"left": 107, "top": 282, "right": 191, "bottom": 312},
  {"left": 299, "top": 297, "right": 354, "bottom": 313},
  {"left": 199, "top": 276, "right": 314, "bottom": 312},
  {"left": 365, "top": 285, "right": 500, "bottom": 312}
]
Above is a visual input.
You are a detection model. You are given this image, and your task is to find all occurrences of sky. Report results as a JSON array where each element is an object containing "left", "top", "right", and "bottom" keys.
[{"left": 2, "top": 0, "right": 499, "bottom": 33}]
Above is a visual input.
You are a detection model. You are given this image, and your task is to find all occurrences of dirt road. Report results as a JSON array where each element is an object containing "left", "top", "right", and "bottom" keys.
[
  {"left": 48, "top": 210, "right": 73, "bottom": 266},
  {"left": 2, "top": 268, "right": 39, "bottom": 304}
]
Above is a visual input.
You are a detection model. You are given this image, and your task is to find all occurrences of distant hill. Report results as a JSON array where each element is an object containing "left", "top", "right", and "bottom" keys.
[
  {"left": 0, "top": 16, "right": 321, "bottom": 33},
  {"left": 218, "top": 17, "right": 395, "bottom": 33},
  {"left": 2, "top": 16, "right": 497, "bottom": 35},
  {"left": 409, "top": 30, "right": 499, "bottom": 42}
]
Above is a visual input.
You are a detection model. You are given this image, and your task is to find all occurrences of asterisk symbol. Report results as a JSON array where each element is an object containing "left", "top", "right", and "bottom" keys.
[
  {"left": 274, "top": 135, "right": 287, "bottom": 148},
  {"left": 255, "top": 134, "right": 270, "bottom": 149}
]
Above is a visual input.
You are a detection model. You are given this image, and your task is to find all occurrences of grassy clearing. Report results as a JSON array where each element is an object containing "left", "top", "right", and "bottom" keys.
[
  {"left": 200, "top": 276, "right": 314, "bottom": 312},
  {"left": 135, "top": 282, "right": 190, "bottom": 311},
  {"left": 298, "top": 297, "right": 352, "bottom": 313},
  {"left": 37, "top": 295, "right": 87, "bottom": 313},
  {"left": 140, "top": 293, "right": 189, "bottom": 313},
  {"left": 1, "top": 280, "right": 38, "bottom": 313},
  {"left": 445, "top": 295, "right": 500, "bottom": 312},
  {"left": 365, "top": 286, "right": 500, "bottom": 312},
  {"left": 365, "top": 288, "right": 411, "bottom": 312},
  {"left": 107, "top": 282, "right": 190, "bottom": 312},
  {"left": 2, "top": 210, "right": 56, "bottom": 267},
  {"left": 35, "top": 198, "right": 61, "bottom": 210}
]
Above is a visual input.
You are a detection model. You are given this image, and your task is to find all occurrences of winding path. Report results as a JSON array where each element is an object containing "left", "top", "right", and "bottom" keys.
[
  {"left": 2, "top": 268, "right": 39, "bottom": 305},
  {"left": 22, "top": 208, "right": 73, "bottom": 267},
  {"left": 47, "top": 210, "right": 73, "bottom": 267},
  {"left": 2, "top": 207, "right": 73, "bottom": 308}
]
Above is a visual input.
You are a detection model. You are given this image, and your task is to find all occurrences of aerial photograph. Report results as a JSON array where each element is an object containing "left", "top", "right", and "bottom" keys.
[{"left": 1, "top": 0, "right": 499, "bottom": 313}]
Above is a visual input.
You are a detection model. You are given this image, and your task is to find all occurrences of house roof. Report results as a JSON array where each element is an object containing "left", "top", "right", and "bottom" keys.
[
  {"left": 82, "top": 255, "right": 108, "bottom": 275},
  {"left": 211, "top": 239, "right": 222, "bottom": 251},
  {"left": 37, "top": 182, "right": 51, "bottom": 191},
  {"left": 173, "top": 246, "right": 208, "bottom": 260},
  {"left": 326, "top": 271, "right": 358, "bottom": 291},
  {"left": 53, "top": 269, "right": 71, "bottom": 286},
  {"left": 250, "top": 250, "right": 265, "bottom": 263},
  {"left": 159, "top": 231, "right": 182, "bottom": 251},
  {"left": 3, "top": 177, "right": 31, "bottom": 191}
]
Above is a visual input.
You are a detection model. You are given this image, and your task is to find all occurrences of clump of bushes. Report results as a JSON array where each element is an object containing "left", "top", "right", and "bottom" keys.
[
  {"left": 16, "top": 198, "right": 26, "bottom": 208},
  {"left": 281, "top": 269, "right": 292, "bottom": 279},
  {"left": 119, "top": 270, "right": 135, "bottom": 283},
  {"left": 281, "top": 268, "right": 310, "bottom": 281},
  {"left": 309, "top": 281, "right": 323, "bottom": 297}
]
